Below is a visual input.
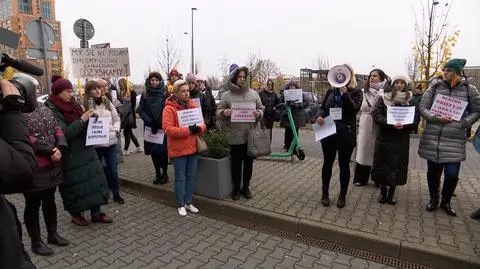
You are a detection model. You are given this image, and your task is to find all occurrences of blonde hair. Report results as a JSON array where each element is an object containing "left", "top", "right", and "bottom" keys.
[
  {"left": 118, "top": 78, "right": 128, "bottom": 98},
  {"left": 344, "top": 64, "right": 358, "bottom": 89},
  {"left": 173, "top": 79, "right": 188, "bottom": 94}
]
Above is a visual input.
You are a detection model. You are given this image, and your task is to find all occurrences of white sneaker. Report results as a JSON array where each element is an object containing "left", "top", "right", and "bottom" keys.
[
  {"left": 185, "top": 204, "right": 199, "bottom": 213},
  {"left": 178, "top": 207, "right": 187, "bottom": 216},
  {"left": 122, "top": 150, "right": 130, "bottom": 156},
  {"left": 135, "top": 147, "right": 144, "bottom": 153}
]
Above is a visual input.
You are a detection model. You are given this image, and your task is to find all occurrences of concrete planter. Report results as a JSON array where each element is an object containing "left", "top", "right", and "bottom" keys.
[{"left": 195, "top": 155, "right": 232, "bottom": 200}]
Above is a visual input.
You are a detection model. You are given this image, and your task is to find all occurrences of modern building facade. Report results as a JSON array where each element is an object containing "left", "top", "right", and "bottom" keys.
[{"left": 0, "top": 0, "right": 62, "bottom": 90}]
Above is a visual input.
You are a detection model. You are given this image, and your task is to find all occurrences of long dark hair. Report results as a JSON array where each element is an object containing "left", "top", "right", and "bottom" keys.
[
  {"left": 266, "top": 79, "right": 274, "bottom": 90},
  {"left": 364, "top": 68, "right": 388, "bottom": 91}
]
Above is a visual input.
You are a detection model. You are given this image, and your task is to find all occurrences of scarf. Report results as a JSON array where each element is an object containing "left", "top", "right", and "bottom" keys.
[
  {"left": 370, "top": 80, "right": 386, "bottom": 90},
  {"left": 47, "top": 94, "right": 84, "bottom": 123},
  {"left": 382, "top": 90, "right": 412, "bottom": 106},
  {"left": 145, "top": 81, "right": 167, "bottom": 120}
]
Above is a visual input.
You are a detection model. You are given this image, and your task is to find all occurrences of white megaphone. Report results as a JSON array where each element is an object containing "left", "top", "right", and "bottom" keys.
[{"left": 327, "top": 65, "right": 352, "bottom": 88}]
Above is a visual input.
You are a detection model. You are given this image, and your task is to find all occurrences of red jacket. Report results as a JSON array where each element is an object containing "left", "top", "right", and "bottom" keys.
[{"left": 162, "top": 96, "right": 206, "bottom": 158}]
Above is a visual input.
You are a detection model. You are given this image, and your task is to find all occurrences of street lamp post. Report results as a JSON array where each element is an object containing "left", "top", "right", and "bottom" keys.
[
  {"left": 190, "top": 8, "right": 197, "bottom": 74},
  {"left": 426, "top": 1, "right": 440, "bottom": 82}
]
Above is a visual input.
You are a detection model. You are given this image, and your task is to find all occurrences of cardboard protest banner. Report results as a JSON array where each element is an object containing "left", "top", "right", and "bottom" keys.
[
  {"left": 177, "top": 108, "right": 204, "bottom": 127},
  {"left": 387, "top": 106, "right": 415, "bottom": 125},
  {"left": 86, "top": 117, "right": 111, "bottom": 146},
  {"left": 70, "top": 48, "right": 130, "bottom": 78},
  {"left": 284, "top": 89, "right": 303, "bottom": 103},
  {"left": 430, "top": 94, "right": 468, "bottom": 121},
  {"left": 231, "top": 103, "right": 256, "bottom": 122}
]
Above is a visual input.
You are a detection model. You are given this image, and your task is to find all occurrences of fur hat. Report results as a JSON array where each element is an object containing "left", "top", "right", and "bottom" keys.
[
  {"left": 147, "top": 72, "right": 163, "bottom": 82},
  {"left": 186, "top": 73, "right": 197, "bottom": 83},
  {"left": 391, "top": 75, "right": 409, "bottom": 85},
  {"left": 51, "top": 75, "right": 73, "bottom": 95}
]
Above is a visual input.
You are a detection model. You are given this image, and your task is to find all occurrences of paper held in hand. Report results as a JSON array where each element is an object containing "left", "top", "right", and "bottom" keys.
[
  {"left": 85, "top": 117, "right": 111, "bottom": 146},
  {"left": 231, "top": 102, "right": 256, "bottom": 122},
  {"left": 177, "top": 108, "right": 204, "bottom": 127},
  {"left": 387, "top": 106, "right": 415, "bottom": 125},
  {"left": 284, "top": 89, "right": 303, "bottom": 103},
  {"left": 144, "top": 127, "right": 164, "bottom": 144},
  {"left": 312, "top": 116, "right": 336, "bottom": 142},
  {"left": 430, "top": 94, "right": 468, "bottom": 121}
]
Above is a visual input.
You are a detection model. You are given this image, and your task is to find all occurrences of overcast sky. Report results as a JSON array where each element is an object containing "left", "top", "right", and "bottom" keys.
[{"left": 56, "top": 0, "right": 480, "bottom": 83}]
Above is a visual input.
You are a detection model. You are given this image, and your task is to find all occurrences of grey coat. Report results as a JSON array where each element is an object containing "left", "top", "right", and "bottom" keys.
[
  {"left": 418, "top": 78, "right": 480, "bottom": 163},
  {"left": 216, "top": 68, "right": 265, "bottom": 145}
]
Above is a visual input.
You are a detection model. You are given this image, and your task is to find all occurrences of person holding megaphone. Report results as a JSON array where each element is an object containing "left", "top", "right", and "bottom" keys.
[{"left": 315, "top": 64, "right": 362, "bottom": 208}]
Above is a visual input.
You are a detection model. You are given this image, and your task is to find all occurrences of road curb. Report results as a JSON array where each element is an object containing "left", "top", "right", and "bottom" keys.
[{"left": 120, "top": 177, "right": 480, "bottom": 269}]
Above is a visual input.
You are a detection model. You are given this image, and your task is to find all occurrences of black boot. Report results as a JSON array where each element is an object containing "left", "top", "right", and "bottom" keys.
[
  {"left": 378, "top": 185, "right": 387, "bottom": 204},
  {"left": 159, "top": 172, "right": 169, "bottom": 184},
  {"left": 440, "top": 199, "right": 457, "bottom": 217},
  {"left": 426, "top": 193, "right": 439, "bottom": 212},
  {"left": 321, "top": 185, "right": 330, "bottom": 207},
  {"left": 43, "top": 195, "right": 70, "bottom": 247},
  {"left": 31, "top": 239, "right": 54, "bottom": 256},
  {"left": 47, "top": 231, "right": 69, "bottom": 247},
  {"left": 337, "top": 191, "right": 346, "bottom": 209},
  {"left": 386, "top": 186, "right": 396, "bottom": 205},
  {"left": 471, "top": 208, "right": 480, "bottom": 220},
  {"left": 153, "top": 174, "right": 161, "bottom": 185}
]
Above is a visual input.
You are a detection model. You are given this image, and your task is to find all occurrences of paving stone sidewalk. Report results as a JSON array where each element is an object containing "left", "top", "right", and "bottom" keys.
[
  {"left": 119, "top": 141, "right": 480, "bottom": 267},
  {"left": 6, "top": 192, "right": 398, "bottom": 269}
]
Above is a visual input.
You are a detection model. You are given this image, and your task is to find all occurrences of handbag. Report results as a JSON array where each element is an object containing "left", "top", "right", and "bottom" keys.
[
  {"left": 196, "top": 136, "right": 208, "bottom": 153},
  {"left": 247, "top": 121, "right": 272, "bottom": 157}
]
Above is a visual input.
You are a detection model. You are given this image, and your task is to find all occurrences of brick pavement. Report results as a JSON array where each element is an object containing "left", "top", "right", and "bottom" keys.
[
  {"left": 119, "top": 126, "right": 480, "bottom": 268},
  {"left": 5, "top": 192, "right": 398, "bottom": 269}
]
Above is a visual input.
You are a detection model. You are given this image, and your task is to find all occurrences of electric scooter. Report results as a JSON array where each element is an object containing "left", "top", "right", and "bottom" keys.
[{"left": 269, "top": 103, "right": 306, "bottom": 162}]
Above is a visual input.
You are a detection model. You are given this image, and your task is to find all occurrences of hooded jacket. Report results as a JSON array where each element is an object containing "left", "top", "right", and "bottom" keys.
[
  {"left": 216, "top": 67, "right": 265, "bottom": 145},
  {"left": 418, "top": 78, "right": 480, "bottom": 163},
  {"left": 162, "top": 96, "right": 206, "bottom": 158}
]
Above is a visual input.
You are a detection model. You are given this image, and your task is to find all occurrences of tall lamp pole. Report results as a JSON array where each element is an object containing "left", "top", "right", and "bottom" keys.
[
  {"left": 426, "top": 1, "right": 439, "bottom": 82},
  {"left": 190, "top": 8, "right": 197, "bottom": 74}
]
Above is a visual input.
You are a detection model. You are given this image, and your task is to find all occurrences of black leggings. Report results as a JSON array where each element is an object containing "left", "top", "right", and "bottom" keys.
[
  {"left": 284, "top": 127, "right": 300, "bottom": 150},
  {"left": 151, "top": 153, "right": 168, "bottom": 177},
  {"left": 230, "top": 143, "right": 254, "bottom": 191},
  {"left": 23, "top": 187, "right": 58, "bottom": 239},
  {"left": 124, "top": 127, "right": 140, "bottom": 150},
  {"left": 321, "top": 135, "right": 354, "bottom": 198}
]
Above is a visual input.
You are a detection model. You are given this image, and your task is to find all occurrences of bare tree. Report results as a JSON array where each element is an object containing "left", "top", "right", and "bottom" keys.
[
  {"left": 256, "top": 59, "right": 280, "bottom": 85},
  {"left": 246, "top": 52, "right": 261, "bottom": 83},
  {"left": 156, "top": 34, "right": 182, "bottom": 78},
  {"left": 412, "top": 0, "right": 459, "bottom": 83},
  {"left": 207, "top": 76, "right": 221, "bottom": 90},
  {"left": 218, "top": 54, "right": 230, "bottom": 80},
  {"left": 406, "top": 54, "right": 421, "bottom": 82}
]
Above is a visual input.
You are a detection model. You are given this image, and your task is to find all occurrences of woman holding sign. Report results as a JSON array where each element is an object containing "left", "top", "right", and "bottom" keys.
[
  {"left": 279, "top": 81, "right": 308, "bottom": 151},
  {"left": 83, "top": 80, "right": 124, "bottom": 204},
  {"left": 217, "top": 66, "right": 265, "bottom": 201},
  {"left": 44, "top": 76, "right": 112, "bottom": 226},
  {"left": 419, "top": 58, "right": 480, "bottom": 216},
  {"left": 163, "top": 80, "right": 206, "bottom": 216},
  {"left": 371, "top": 76, "right": 415, "bottom": 205}
]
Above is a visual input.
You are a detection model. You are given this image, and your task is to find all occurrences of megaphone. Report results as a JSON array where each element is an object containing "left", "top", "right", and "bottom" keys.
[{"left": 327, "top": 65, "right": 352, "bottom": 88}]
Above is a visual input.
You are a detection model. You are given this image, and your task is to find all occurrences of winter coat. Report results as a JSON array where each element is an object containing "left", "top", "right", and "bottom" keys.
[
  {"left": 216, "top": 68, "right": 265, "bottom": 145},
  {"left": 279, "top": 87, "right": 309, "bottom": 129},
  {"left": 91, "top": 100, "right": 121, "bottom": 146},
  {"left": 139, "top": 78, "right": 169, "bottom": 155},
  {"left": 44, "top": 100, "right": 110, "bottom": 214},
  {"left": 418, "top": 78, "right": 480, "bottom": 163},
  {"left": 356, "top": 88, "right": 381, "bottom": 166},
  {"left": 23, "top": 102, "right": 67, "bottom": 193},
  {"left": 190, "top": 89, "right": 210, "bottom": 123},
  {"left": 162, "top": 96, "right": 206, "bottom": 158},
  {"left": 201, "top": 87, "right": 217, "bottom": 128},
  {"left": 0, "top": 109, "right": 36, "bottom": 269},
  {"left": 411, "top": 92, "right": 423, "bottom": 129},
  {"left": 317, "top": 88, "right": 363, "bottom": 147},
  {"left": 371, "top": 93, "right": 416, "bottom": 187},
  {"left": 120, "top": 91, "right": 138, "bottom": 129},
  {"left": 259, "top": 90, "right": 281, "bottom": 129}
]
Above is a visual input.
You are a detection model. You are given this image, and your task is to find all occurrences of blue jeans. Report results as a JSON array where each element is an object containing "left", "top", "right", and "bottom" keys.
[
  {"left": 96, "top": 145, "right": 120, "bottom": 196},
  {"left": 172, "top": 154, "right": 199, "bottom": 207},
  {"left": 426, "top": 161, "right": 461, "bottom": 202}
]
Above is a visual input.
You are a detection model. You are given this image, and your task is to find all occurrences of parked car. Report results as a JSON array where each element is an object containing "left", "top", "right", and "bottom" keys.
[{"left": 304, "top": 91, "right": 322, "bottom": 124}]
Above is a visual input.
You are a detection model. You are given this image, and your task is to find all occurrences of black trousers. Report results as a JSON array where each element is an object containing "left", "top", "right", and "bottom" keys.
[
  {"left": 321, "top": 135, "right": 354, "bottom": 198},
  {"left": 230, "top": 143, "right": 254, "bottom": 192},
  {"left": 123, "top": 127, "right": 140, "bottom": 150},
  {"left": 284, "top": 127, "right": 300, "bottom": 150},
  {"left": 151, "top": 153, "right": 168, "bottom": 177},
  {"left": 23, "top": 187, "right": 57, "bottom": 242},
  {"left": 353, "top": 163, "right": 372, "bottom": 185}
]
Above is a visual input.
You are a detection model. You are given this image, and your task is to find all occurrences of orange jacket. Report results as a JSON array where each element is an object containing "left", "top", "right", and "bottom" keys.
[{"left": 162, "top": 96, "right": 206, "bottom": 158}]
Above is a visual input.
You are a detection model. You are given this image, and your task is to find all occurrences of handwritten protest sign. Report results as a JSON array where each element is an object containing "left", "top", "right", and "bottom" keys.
[
  {"left": 284, "top": 89, "right": 303, "bottom": 103},
  {"left": 86, "top": 117, "right": 111, "bottom": 146},
  {"left": 312, "top": 116, "right": 336, "bottom": 142},
  {"left": 177, "top": 108, "right": 204, "bottom": 127},
  {"left": 144, "top": 127, "right": 164, "bottom": 144},
  {"left": 387, "top": 106, "right": 415, "bottom": 125},
  {"left": 430, "top": 94, "right": 468, "bottom": 121},
  {"left": 70, "top": 48, "right": 130, "bottom": 78},
  {"left": 231, "top": 103, "right": 256, "bottom": 122}
]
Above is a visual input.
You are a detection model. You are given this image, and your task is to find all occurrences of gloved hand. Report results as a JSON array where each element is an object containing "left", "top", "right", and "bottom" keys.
[
  {"left": 188, "top": 124, "right": 201, "bottom": 135},
  {"left": 150, "top": 122, "right": 159, "bottom": 134}
]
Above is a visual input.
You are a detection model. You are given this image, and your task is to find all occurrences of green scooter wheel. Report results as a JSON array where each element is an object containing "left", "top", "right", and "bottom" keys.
[{"left": 296, "top": 148, "right": 305, "bottom": 161}]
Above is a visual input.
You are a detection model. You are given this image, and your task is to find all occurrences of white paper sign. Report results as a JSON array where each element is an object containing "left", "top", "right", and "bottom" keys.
[
  {"left": 387, "top": 106, "right": 415, "bottom": 125},
  {"left": 192, "top": 98, "right": 201, "bottom": 109},
  {"left": 231, "top": 103, "right": 256, "bottom": 122},
  {"left": 312, "top": 116, "right": 336, "bottom": 142},
  {"left": 177, "top": 108, "right": 204, "bottom": 127},
  {"left": 430, "top": 94, "right": 468, "bottom": 121},
  {"left": 330, "top": 107, "right": 342, "bottom": 120},
  {"left": 70, "top": 48, "right": 130, "bottom": 78},
  {"left": 144, "top": 127, "right": 164, "bottom": 144},
  {"left": 86, "top": 117, "right": 111, "bottom": 146},
  {"left": 284, "top": 89, "right": 303, "bottom": 103}
]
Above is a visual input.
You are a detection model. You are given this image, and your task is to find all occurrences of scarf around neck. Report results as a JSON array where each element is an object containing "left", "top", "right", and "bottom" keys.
[
  {"left": 47, "top": 94, "right": 84, "bottom": 123},
  {"left": 381, "top": 90, "right": 412, "bottom": 106},
  {"left": 145, "top": 82, "right": 167, "bottom": 119}
]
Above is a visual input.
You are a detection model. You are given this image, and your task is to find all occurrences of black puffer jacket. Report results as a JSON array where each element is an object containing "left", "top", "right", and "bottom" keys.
[
  {"left": 279, "top": 82, "right": 309, "bottom": 129},
  {"left": 0, "top": 106, "right": 37, "bottom": 269}
]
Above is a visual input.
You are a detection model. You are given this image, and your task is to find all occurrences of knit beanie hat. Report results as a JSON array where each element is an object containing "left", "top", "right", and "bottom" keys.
[
  {"left": 444, "top": 58, "right": 466, "bottom": 75},
  {"left": 169, "top": 68, "right": 180, "bottom": 78},
  {"left": 229, "top": 63, "right": 239, "bottom": 74},
  {"left": 186, "top": 73, "right": 197, "bottom": 83},
  {"left": 51, "top": 75, "right": 73, "bottom": 95},
  {"left": 390, "top": 75, "right": 409, "bottom": 85},
  {"left": 195, "top": 73, "right": 206, "bottom": 82}
]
